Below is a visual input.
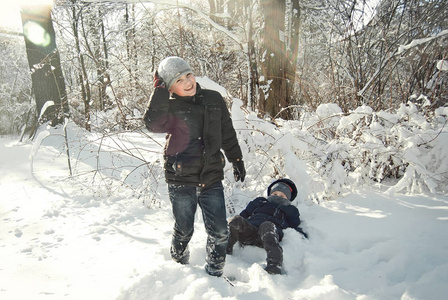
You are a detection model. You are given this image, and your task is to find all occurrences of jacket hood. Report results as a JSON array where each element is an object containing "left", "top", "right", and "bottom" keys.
[{"left": 267, "top": 178, "right": 298, "bottom": 201}]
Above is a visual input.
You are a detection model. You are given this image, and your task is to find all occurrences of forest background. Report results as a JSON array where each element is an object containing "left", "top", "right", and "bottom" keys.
[
  {"left": 0, "top": 0, "right": 447, "bottom": 198},
  {"left": 1, "top": 3, "right": 448, "bottom": 298}
]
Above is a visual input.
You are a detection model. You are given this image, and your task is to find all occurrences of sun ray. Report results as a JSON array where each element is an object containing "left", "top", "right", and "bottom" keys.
[{"left": 0, "top": 0, "right": 54, "bottom": 32}]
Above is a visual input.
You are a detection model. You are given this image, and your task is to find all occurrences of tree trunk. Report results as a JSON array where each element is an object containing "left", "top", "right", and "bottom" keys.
[
  {"left": 259, "top": 0, "right": 287, "bottom": 119},
  {"left": 84, "top": 6, "right": 111, "bottom": 112},
  {"left": 71, "top": 3, "right": 91, "bottom": 131},
  {"left": 99, "top": 18, "right": 111, "bottom": 111},
  {"left": 284, "top": 0, "right": 301, "bottom": 119},
  {"left": 241, "top": 0, "right": 258, "bottom": 109},
  {"left": 21, "top": 5, "right": 68, "bottom": 126}
]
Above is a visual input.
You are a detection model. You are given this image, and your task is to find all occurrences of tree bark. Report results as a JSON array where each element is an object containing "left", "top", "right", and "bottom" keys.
[
  {"left": 21, "top": 5, "right": 68, "bottom": 126},
  {"left": 284, "top": 0, "right": 301, "bottom": 118},
  {"left": 259, "top": 0, "right": 287, "bottom": 119}
]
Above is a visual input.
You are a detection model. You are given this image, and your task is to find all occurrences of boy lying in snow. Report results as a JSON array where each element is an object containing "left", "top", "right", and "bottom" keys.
[{"left": 226, "top": 178, "right": 308, "bottom": 275}]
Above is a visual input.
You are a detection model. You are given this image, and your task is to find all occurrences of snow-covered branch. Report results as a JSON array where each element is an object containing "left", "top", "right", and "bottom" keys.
[
  {"left": 80, "top": 0, "right": 244, "bottom": 47},
  {"left": 398, "top": 29, "right": 448, "bottom": 55}
]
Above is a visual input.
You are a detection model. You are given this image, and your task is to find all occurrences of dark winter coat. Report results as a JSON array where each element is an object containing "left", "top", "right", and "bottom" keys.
[
  {"left": 240, "top": 196, "right": 302, "bottom": 240},
  {"left": 144, "top": 83, "right": 243, "bottom": 187}
]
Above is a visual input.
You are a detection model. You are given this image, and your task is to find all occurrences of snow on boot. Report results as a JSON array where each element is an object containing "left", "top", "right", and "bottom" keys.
[
  {"left": 171, "top": 246, "right": 189, "bottom": 265},
  {"left": 205, "top": 263, "right": 223, "bottom": 277}
]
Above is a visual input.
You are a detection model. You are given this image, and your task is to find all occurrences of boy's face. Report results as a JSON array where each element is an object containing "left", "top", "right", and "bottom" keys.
[
  {"left": 271, "top": 191, "right": 288, "bottom": 200},
  {"left": 169, "top": 73, "right": 196, "bottom": 97}
]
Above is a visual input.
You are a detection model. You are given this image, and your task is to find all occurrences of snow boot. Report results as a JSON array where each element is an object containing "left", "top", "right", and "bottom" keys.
[
  {"left": 259, "top": 221, "right": 283, "bottom": 275},
  {"left": 264, "top": 264, "right": 282, "bottom": 275},
  {"left": 170, "top": 245, "right": 189, "bottom": 265},
  {"left": 205, "top": 263, "right": 223, "bottom": 277}
]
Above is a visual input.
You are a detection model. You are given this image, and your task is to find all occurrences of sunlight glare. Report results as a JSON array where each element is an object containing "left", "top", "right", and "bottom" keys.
[
  {"left": 0, "top": 0, "right": 54, "bottom": 32},
  {"left": 0, "top": 2, "right": 21, "bottom": 31},
  {"left": 0, "top": 0, "right": 55, "bottom": 46},
  {"left": 2, "top": 0, "right": 54, "bottom": 7},
  {"left": 23, "top": 21, "right": 51, "bottom": 47}
]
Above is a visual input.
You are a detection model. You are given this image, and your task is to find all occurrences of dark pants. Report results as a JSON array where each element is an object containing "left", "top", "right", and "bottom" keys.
[
  {"left": 168, "top": 181, "right": 228, "bottom": 276},
  {"left": 227, "top": 215, "right": 283, "bottom": 267}
]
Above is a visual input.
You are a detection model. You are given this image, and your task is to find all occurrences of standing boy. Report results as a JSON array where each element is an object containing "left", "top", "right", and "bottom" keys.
[
  {"left": 226, "top": 178, "right": 307, "bottom": 275},
  {"left": 144, "top": 56, "right": 245, "bottom": 277}
]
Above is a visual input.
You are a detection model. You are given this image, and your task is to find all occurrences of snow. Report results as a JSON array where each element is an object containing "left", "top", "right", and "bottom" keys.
[
  {"left": 1, "top": 84, "right": 448, "bottom": 299},
  {"left": 436, "top": 60, "right": 448, "bottom": 72},
  {"left": 397, "top": 29, "right": 448, "bottom": 55}
]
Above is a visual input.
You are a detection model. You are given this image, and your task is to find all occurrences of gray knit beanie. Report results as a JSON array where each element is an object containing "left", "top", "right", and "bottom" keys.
[
  {"left": 157, "top": 56, "right": 193, "bottom": 89},
  {"left": 269, "top": 182, "right": 292, "bottom": 200}
]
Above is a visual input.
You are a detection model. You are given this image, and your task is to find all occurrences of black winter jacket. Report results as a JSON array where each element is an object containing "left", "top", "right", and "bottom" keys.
[
  {"left": 240, "top": 197, "right": 302, "bottom": 240},
  {"left": 144, "top": 83, "right": 243, "bottom": 187}
]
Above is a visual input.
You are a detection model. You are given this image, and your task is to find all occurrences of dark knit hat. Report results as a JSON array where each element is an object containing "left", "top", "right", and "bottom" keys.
[
  {"left": 270, "top": 182, "right": 292, "bottom": 200},
  {"left": 267, "top": 178, "right": 298, "bottom": 201},
  {"left": 157, "top": 56, "right": 193, "bottom": 89}
]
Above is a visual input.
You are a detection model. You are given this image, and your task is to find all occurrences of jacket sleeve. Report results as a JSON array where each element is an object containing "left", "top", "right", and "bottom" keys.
[
  {"left": 240, "top": 197, "right": 264, "bottom": 218},
  {"left": 283, "top": 205, "right": 301, "bottom": 229},
  {"left": 284, "top": 206, "right": 309, "bottom": 238},
  {"left": 219, "top": 96, "right": 243, "bottom": 162},
  {"left": 143, "top": 88, "right": 172, "bottom": 133}
]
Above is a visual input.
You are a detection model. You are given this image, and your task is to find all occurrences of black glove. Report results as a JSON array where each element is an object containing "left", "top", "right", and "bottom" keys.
[
  {"left": 232, "top": 159, "right": 246, "bottom": 182},
  {"left": 295, "top": 227, "right": 308, "bottom": 239},
  {"left": 153, "top": 71, "right": 166, "bottom": 89}
]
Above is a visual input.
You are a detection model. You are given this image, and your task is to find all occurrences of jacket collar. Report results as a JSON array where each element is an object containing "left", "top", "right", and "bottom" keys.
[{"left": 267, "top": 195, "right": 291, "bottom": 206}]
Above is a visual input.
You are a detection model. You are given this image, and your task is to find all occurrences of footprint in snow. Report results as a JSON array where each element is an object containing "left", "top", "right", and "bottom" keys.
[{"left": 14, "top": 228, "right": 23, "bottom": 238}]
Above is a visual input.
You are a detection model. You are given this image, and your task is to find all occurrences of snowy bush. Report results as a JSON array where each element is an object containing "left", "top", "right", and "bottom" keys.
[
  {"left": 30, "top": 93, "right": 447, "bottom": 205},
  {"left": 231, "top": 97, "right": 447, "bottom": 200},
  {"left": 0, "top": 84, "right": 35, "bottom": 137}
]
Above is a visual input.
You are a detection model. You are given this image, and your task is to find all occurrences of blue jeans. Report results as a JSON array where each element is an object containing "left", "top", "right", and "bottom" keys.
[{"left": 168, "top": 181, "right": 228, "bottom": 276}]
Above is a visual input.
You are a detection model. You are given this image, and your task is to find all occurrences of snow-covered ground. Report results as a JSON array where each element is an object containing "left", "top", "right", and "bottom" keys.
[
  {"left": 1, "top": 126, "right": 447, "bottom": 300},
  {"left": 1, "top": 78, "right": 447, "bottom": 299}
]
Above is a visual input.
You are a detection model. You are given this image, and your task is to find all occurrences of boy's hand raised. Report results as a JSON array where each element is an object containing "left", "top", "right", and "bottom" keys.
[{"left": 153, "top": 71, "right": 166, "bottom": 89}]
